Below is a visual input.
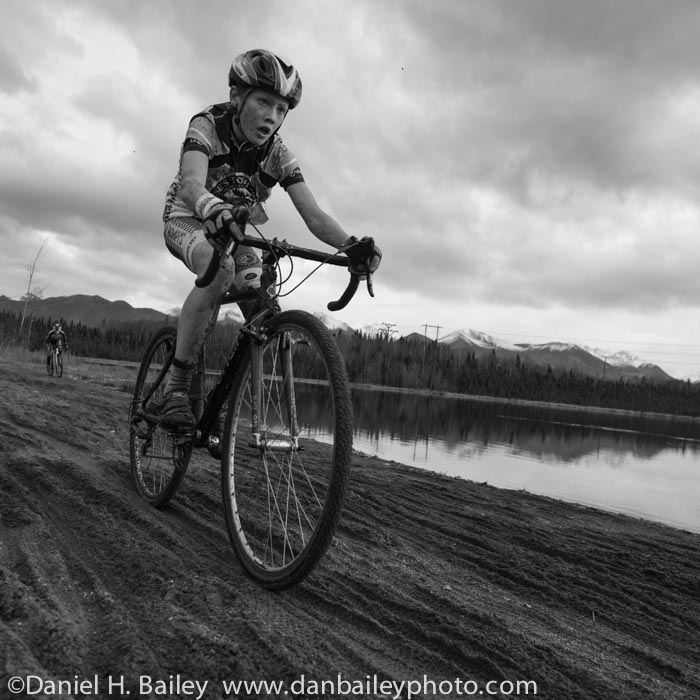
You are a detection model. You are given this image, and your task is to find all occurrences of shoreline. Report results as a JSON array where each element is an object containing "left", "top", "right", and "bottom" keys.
[{"left": 41, "top": 353, "right": 700, "bottom": 422}]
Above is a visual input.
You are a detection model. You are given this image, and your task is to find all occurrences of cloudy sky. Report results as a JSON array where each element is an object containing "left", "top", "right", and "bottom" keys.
[{"left": 2, "top": 0, "right": 700, "bottom": 378}]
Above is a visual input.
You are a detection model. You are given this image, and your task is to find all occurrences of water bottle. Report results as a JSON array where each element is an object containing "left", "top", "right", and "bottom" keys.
[{"left": 234, "top": 248, "right": 262, "bottom": 290}]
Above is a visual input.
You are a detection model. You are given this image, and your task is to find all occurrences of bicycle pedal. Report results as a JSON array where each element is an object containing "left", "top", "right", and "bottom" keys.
[{"left": 207, "top": 439, "right": 222, "bottom": 460}]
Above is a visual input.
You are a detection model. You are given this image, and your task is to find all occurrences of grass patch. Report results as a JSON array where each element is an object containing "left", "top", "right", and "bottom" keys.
[{"left": 0, "top": 344, "right": 139, "bottom": 393}]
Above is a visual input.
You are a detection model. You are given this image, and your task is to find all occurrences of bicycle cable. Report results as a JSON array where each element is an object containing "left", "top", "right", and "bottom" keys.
[{"left": 247, "top": 223, "right": 346, "bottom": 299}]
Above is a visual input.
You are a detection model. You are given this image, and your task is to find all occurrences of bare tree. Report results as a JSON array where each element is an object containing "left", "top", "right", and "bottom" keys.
[
  {"left": 19, "top": 237, "right": 50, "bottom": 342},
  {"left": 378, "top": 322, "right": 397, "bottom": 341}
]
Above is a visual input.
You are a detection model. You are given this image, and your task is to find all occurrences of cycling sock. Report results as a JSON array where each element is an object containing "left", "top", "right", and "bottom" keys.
[{"left": 165, "top": 358, "right": 195, "bottom": 395}]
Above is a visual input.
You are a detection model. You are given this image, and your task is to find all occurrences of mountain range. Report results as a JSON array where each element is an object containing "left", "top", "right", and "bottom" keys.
[
  {"left": 1, "top": 294, "right": 673, "bottom": 381},
  {"left": 400, "top": 327, "right": 673, "bottom": 382},
  {"left": 0, "top": 294, "right": 168, "bottom": 326}
]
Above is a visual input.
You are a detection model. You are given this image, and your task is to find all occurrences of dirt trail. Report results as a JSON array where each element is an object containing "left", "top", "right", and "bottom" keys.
[{"left": 1, "top": 359, "right": 699, "bottom": 700}]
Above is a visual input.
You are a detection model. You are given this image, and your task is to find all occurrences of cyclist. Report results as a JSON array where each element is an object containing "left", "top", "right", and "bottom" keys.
[
  {"left": 160, "top": 48, "right": 381, "bottom": 429},
  {"left": 46, "top": 321, "right": 68, "bottom": 368}
]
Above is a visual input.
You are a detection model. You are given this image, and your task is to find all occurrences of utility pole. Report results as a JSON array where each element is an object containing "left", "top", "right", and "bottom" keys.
[
  {"left": 424, "top": 323, "right": 441, "bottom": 342},
  {"left": 421, "top": 323, "right": 441, "bottom": 379}
]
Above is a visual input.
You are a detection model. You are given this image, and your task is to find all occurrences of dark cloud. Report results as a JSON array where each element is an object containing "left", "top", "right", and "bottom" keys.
[{"left": 387, "top": 0, "right": 700, "bottom": 197}]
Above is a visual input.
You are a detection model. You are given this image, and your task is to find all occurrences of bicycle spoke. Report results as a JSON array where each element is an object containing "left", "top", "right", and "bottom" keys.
[{"left": 221, "top": 310, "right": 352, "bottom": 589}]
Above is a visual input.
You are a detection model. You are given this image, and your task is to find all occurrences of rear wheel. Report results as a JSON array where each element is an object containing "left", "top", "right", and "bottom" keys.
[
  {"left": 129, "top": 327, "right": 192, "bottom": 507},
  {"left": 221, "top": 310, "right": 353, "bottom": 589},
  {"left": 46, "top": 353, "right": 54, "bottom": 376}
]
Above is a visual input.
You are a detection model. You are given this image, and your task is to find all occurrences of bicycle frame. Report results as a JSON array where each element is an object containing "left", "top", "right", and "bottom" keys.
[
  {"left": 190, "top": 305, "right": 250, "bottom": 450},
  {"left": 189, "top": 233, "right": 360, "bottom": 451},
  {"left": 190, "top": 308, "right": 299, "bottom": 453}
]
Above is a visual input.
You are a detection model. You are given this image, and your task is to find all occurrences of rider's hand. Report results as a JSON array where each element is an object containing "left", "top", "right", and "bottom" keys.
[
  {"left": 367, "top": 244, "right": 382, "bottom": 273},
  {"left": 202, "top": 203, "right": 245, "bottom": 253},
  {"left": 343, "top": 236, "right": 382, "bottom": 275}
]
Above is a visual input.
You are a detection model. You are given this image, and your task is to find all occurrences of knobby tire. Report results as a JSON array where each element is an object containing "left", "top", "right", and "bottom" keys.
[{"left": 129, "top": 326, "right": 192, "bottom": 507}]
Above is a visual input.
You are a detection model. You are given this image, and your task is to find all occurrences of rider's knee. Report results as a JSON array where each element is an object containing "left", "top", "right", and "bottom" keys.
[
  {"left": 191, "top": 242, "right": 236, "bottom": 292},
  {"left": 214, "top": 256, "right": 237, "bottom": 292}
]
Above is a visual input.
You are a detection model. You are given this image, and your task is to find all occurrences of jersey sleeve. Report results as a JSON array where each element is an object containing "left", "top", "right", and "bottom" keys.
[
  {"left": 182, "top": 114, "right": 218, "bottom": 157},
  {"left": 260, "top": 139, "right": 305, "bottom": 191}
]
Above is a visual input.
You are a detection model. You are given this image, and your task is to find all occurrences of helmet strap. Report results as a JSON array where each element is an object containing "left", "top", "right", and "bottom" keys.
[{"left": 230, "top": 86, "right": 252, "bottom": 140}]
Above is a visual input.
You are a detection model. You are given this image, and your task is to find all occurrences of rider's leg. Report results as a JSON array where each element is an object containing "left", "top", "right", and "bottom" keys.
[{"left": 161, "top": 238, "right": 236, "bottom": 427}]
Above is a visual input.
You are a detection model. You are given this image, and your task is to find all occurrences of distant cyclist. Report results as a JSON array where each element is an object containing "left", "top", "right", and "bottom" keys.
[
  {"left": 160, "top": 48, "right": 382, "bottom": 429},
  {"left": 46, "top": 322, "right": 68, "bottom": 368}
]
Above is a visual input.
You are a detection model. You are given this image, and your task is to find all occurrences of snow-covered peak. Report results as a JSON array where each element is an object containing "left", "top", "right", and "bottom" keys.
[
  {"left": 439, "top": 328, "right": 520, "bottom": 351},
  {"left": 313, "top": 312, "right": 355, "bottom": 334},
  {"left": 524, "top": 341, "right": 581, "bottom": 353},
  {"left": 583, "top": 346, "right": 647, "bottom": 368}
]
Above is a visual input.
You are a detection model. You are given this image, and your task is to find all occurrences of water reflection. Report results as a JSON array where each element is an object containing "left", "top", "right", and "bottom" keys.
[
  {"left": 294, "top": 384, "right": 700, "bottom": 532},
  {"left": 347, "top": 389, "right": 700, "bottom": 534},
  {"left": 351, "top": 389, "right": 700, "bottom": 462}
]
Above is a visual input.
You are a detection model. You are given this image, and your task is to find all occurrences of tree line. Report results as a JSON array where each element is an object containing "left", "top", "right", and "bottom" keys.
[
  {"left": 334, "top": 331, "right": 700, "bottom": 417},
  {"left": 2, "top": 309, "right": 700, "bottom": 417}
]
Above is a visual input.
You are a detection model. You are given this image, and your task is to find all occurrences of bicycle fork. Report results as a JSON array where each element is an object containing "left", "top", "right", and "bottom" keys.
[{"left": 248, "top": 331, "right": 300, "bottom": 453}]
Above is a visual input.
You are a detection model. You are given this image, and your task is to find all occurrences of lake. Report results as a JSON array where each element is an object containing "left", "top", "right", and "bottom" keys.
[{"left": 307, "top": 387, "right": 700, "bottom": 534}]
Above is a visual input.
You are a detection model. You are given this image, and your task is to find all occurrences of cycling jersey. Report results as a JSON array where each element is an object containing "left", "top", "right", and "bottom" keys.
[
  {"left": 46, "top": 329, "right": 67, "bottom": 347},
  {"left": 162, "top": 102, "right": 305, "bottom": 222}
]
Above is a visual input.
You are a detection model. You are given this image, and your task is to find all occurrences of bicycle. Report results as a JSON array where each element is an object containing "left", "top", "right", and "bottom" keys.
[
  {"left": 129, "top": 212, "right": 376, "bottom": 589},
  {"left": 47, "top": 344, "right": 64, "bottom": 377}
]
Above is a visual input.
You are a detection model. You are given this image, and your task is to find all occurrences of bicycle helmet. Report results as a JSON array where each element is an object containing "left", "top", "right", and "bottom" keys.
[{"left": 228, "top": 49, "right": 302, "bottom": 110}]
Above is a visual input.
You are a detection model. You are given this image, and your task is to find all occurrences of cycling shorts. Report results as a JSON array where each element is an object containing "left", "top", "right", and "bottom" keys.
[
  {"left": 164, "top": 217, "right": 207, "bottom": 272},
  {"left": 164, "top": 217, "right": 262, "bottom": 289}
]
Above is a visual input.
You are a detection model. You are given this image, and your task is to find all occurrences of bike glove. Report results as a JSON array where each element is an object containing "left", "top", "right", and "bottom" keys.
[
  {"left": 344, "top": 236, "right": 382, "bottom": 275},
  {"left": 202, "top": 204, "right": 246, "bottom": 252}
]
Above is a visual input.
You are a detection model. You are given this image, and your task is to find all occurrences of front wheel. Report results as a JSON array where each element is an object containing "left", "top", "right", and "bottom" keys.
[
  {"left": 129, "top": 326, "right": 192, "bottom": 507},
  {"left": 221, "top": 310, "right": 353, "bottom": 589},
  {"left": 55, "top": 349, "right": 63, "bottom": 377}
]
